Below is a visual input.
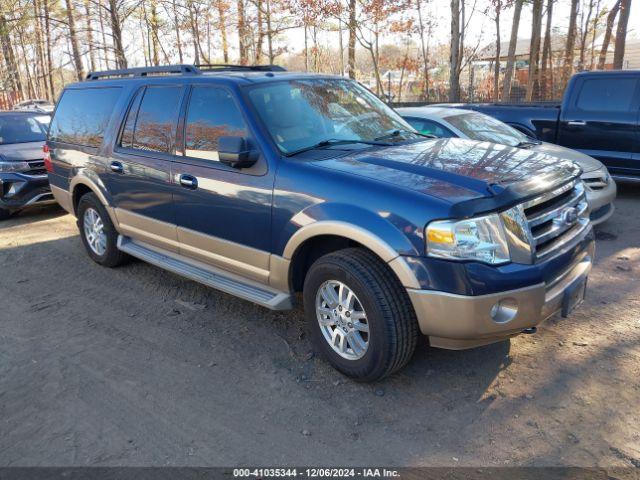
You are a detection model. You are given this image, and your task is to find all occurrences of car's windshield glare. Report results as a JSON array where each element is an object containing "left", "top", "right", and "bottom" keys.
[
  {"left": 443, "top": 112, "right": 527, "bottom": 146},
  {"left": 247, "top": 79, "right": 418, "bottom": 154},
  {"left": 0, "top": 114, "right": 50, "bottom": 145}
]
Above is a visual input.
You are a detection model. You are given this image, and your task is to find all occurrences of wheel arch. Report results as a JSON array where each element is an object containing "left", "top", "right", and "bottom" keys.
[
  {"left": 70, "top": 175, "right": 118, "bottom": 226},
  {"left": 280, "top": 221, "right": 421, "bottom": 293}
]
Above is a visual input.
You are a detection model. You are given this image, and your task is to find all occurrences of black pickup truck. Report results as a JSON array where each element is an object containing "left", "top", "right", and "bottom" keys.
[{"left": 453, "top": 70, "right": 640, "bottom": 181}]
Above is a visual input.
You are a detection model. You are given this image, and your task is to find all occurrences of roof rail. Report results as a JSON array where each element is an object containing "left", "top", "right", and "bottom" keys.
[
  {"left": 86, "top": 63, "right": 287, "bottom": 80},
  {"left": 195, "top": 64, "right": 287, "bottom": 72},
  {"left": 86, "top": 64, "right": 201, "bottom": 80}
]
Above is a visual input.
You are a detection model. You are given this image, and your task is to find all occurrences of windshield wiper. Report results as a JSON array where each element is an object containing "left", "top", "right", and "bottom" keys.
[
  {"left": 515, "top": 139, "right": 542, "bottom": 149},
  {"left": 285, "top": 138, "right": 392, "bottom": 157},
  {"left": 374, "top": 129, "right": 436, "bottom": 141}
]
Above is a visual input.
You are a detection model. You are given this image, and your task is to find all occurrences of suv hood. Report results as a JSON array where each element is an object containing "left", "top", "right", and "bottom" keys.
[
  {"left": 0, "top": 141, "right": 45, "bottom": 162},
  {"left": 314, "top": 138, "right": 581, "bottom": 210}
]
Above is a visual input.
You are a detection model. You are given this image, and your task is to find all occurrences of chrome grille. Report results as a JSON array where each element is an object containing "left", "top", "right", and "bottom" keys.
[
  {"left": 24, "top": 160, "right": 47, "bottom": 176},
  {"left": 523, "top": 180, "right": 590, "bottom": 261}
]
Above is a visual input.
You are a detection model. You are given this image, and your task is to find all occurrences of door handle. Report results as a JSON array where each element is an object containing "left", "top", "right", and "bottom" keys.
[
  {"left": 179, "top": 174, "right": 198, "bottom": 189},
  {"left": 110, "top": 161, "right": 124, "bottom": 173},
  {"left": 567, "top": 120, "right": 587, "bottom": 126}
]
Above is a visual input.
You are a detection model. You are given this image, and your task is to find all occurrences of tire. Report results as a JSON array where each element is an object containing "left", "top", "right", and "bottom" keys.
[
  {"left": 0, "top": 208, "right": 11, "bottom": 221},
  {"left": 303, "top": 248, "right": 419, "bottom": 382},
  {"left": 76, "top": 192, "right": 127, "bottom": 267}
]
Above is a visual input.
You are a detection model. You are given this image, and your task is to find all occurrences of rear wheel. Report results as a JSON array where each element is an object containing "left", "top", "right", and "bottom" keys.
[
  {"left": 77, "top": 192, "right": 127, "bottom": 267},
  {"left": 303, "top": 248, "right": 419, "bottom": 382}
]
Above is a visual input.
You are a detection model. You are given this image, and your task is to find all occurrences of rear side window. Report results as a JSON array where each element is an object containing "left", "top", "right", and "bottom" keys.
[
  {"left": 49, "top": 87, "right": 121, "bottom": 147},
  {"left": 183, "top": 86, "right": 248, "bottom": 161},
  {"left": 119, "top": 85, "right": 182, "bottom": 153},
  {"left": 575, "top": 78, "right": 638, "bottom": 112}
]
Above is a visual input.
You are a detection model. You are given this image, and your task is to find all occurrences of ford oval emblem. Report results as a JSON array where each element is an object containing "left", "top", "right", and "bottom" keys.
[{"left": 560, "top": 207, "right": 579, "bottom": 226}]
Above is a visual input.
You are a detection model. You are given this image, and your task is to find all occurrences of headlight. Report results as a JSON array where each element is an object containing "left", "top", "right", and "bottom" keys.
[
  {"left": 426, "top": 213, "right": 510, "bottom": 264},
  {"left": 0, "top": 161, "right": 31, "bottom": 173}
]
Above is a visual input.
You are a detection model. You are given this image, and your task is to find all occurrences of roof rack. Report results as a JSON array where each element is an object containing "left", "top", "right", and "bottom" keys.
[
  {"left": 86, "top": 64, "right": 286, "bottom": 80},
  {"left": 195, "top": 64, "right": 287, "bottom": 72}
]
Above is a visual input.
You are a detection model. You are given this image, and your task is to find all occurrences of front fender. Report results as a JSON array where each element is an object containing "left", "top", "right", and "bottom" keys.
[{"left": 278, "top": 203, "right": 423, "bottom": 289}]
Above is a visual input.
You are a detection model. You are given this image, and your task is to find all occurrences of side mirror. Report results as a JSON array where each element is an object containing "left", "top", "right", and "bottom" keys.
[{"left": 218, "top": 136, "right": 258, "bottom": 169}]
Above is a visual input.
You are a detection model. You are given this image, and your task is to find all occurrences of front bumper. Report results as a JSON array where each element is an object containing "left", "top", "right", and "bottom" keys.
[
  {"left": 407, "top": 242, "right": 594, "bottom": 350},
  {"left": 0, "top": 172, "right": 55, "bottom": 212}
]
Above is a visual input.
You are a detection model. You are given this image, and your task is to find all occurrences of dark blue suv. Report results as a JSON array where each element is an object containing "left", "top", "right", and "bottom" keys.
[{"left": 47, "top": 65, "right": 595, "bottom": 381}]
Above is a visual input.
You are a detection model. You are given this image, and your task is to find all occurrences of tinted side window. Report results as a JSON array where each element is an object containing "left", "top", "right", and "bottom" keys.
[
  {"left": 184, "top": 86, "right": 248, "bottom": 161},
  {"left": 130, "top": 86, "right": 182, "bottom": 153},
  {"left": 120, "top": 88, "right": 144, "bottom": 148},
  {"left": 49, "top": 87, "right": 121, "bottom": 147},
  {"left": 575, "top": 78, "right": 638, "bottom": 112}
]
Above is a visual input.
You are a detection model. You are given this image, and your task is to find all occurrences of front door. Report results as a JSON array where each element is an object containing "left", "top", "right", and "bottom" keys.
[
  {"left": 171, "top": 85, "right": 274, "bottom": 284},
  {"left": 106, "top": 84, "right": 185, "bottom": 252},
  {"left": 557, "top": 74, "right": 640, "bottom": 176}
]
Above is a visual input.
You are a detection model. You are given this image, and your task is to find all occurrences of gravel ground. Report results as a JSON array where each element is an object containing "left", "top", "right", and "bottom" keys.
[{"left": 0, "top": 185, "right": 639, "bottom": 468}]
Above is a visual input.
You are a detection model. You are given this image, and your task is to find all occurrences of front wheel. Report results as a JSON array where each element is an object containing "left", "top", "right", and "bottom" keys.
[{"left": 303, "top": 248, "right": 419, "bottom": 382}]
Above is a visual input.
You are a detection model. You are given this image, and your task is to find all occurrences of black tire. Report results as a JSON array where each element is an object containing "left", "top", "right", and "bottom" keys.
[
  {"left": 77, "top": 192, "right": 127, "bottom": 267},
  {"left": 0, "top": 208, "right": 11, "bottom": 221},
  {"left": 303, "top": 248, "right": 419, "bottom": 382}
]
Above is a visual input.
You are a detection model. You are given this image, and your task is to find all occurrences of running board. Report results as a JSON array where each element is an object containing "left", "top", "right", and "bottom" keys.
[{"left": 117, "top": 236, "right": 292, "bottom": 310}]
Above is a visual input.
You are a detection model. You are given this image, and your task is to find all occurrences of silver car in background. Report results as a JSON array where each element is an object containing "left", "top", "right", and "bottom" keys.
[{"left": 398, "top": 106, "right": 617, "bottom": 225}]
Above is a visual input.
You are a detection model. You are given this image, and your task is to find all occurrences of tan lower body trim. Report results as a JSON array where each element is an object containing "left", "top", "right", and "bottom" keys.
[
  {"left": 177, "top": 226, "right": 270, "bottom": 283},
  {"left": 50, "top": 185, "right": 73, "bottom": 214},
  {"left": 115, "top": 208, "right": 180, "bottom": 253}
]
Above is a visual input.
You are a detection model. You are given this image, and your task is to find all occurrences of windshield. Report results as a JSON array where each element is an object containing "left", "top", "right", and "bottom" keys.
[
  {"left": 246, "top": 78, "right": 418, "bottom": 154},
  {"left": 443, "top": 111, "right": 527, "bottom": 147},
  {"left": 0, "top": 114, "right": 50, "bottom": 145}
]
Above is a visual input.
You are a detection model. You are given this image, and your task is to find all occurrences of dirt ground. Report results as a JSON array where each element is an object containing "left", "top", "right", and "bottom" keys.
[{"left": 0, "top": 185, "right": 639, "bottom": 469}]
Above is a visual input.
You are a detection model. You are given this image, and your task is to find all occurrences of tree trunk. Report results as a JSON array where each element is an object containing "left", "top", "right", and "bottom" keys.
[
  {"left": 265, "top": 0, "right": 273, "bottom": 63},
  {"left": 42, "top": 0, "right": 55, "bottom": 95},
  {"left": 416, "top": 0, "right": 430, "bottom": 100},
  {"left": 449, "top": 0, "right": 461, "bottom": 102},
  {"left": 0, "top": 15, "right": 24, "bottom": 99},
  {"left": 526, "top": 0, "right": 542, "bottom": 101},
  {"left": 84, "top": 0, "right": 97, "bottom": 72},
  {"left": 237, "top": 0, "right": 247, "bottom": 65},
  {"left": 217, "top": 0, "right": 229, "bottom": 63},
  {"left": 33, "top": 0, "right": 50, "bottom": 98},
  {"left": 255, "top": 0, "right": 264, "bottom": 63},
  {"left": 493, "top": 1, "right": 501, "bottom": 101},
  {"left": 171, "top": 0, "right": 184, "bottom": 63},
  {"left": 502, "top": 0, "right": 523, "bottom": 101},
  {"left": 108, "top": 0, "right": 127, "bottom": 68},
  {"left": 97, "top": 0, "right": 111, "bottom": 69},
  {"left": 613, "top": 0, "right": 631, "bottom": 69},
  {"left": 149, "top": 0, "right": 161, "bottom": 66},
  {"left": 597, "top": 0, "right": 620, "bottom": 69},
  {"left": 540, "top": 0, "right": 554, "bottom": 100},
  {"left": 65, "top": 0, "right": 85, "bottom": 80},
  {"left": 562, "top": 0, "right": 579, "bottom": 86},
  {"left": 347, "top": 0, "right": 356, "bottom": 79},
  {"left": 578, "top": 0, "right": 594, "bottom": 71}
]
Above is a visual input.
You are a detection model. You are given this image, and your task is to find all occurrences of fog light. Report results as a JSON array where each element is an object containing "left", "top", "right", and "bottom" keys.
[{"left": 489, "top": 298, "right": 518, "bottom": 324}]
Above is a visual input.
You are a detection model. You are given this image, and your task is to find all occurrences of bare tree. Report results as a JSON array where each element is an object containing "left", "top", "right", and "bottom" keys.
[
  {"left": 613, "top": 0, "right": 631, "bottom": 69},
  {"left": 597, "top": 0, "right": 620, "bottom": 69},
  {"left": 65, "top": 0, "right": 85, "bottom": 80},
  {"left": 502, "top": 0, "right": 522, "bottom": 101},
  {"left": 540, "top": 0, "right": 554, "bottom": 99},
  {"left": 562, "top": 0, "right": 579, "bottom": 86},
  {"left": 449, "top": 0, "right": 461, "bottom": 101},
  {"left": 525, "top": 0, "right": 542, "bottom": 101}
]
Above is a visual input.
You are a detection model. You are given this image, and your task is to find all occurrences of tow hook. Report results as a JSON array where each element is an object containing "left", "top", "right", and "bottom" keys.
[{"left": 522, "top": 327, "right": 537, "bottom": 334}]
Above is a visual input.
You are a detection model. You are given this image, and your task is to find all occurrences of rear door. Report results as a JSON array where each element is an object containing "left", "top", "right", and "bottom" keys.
[
  {"left": 171, "top": 84, "right": 274, "bottom": 284},
  {"left": 106, "top": 84, "right": 185, "bottom": 252},
  {"left": 557, "top": 73, "right": 640, "bottom": 176}
]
